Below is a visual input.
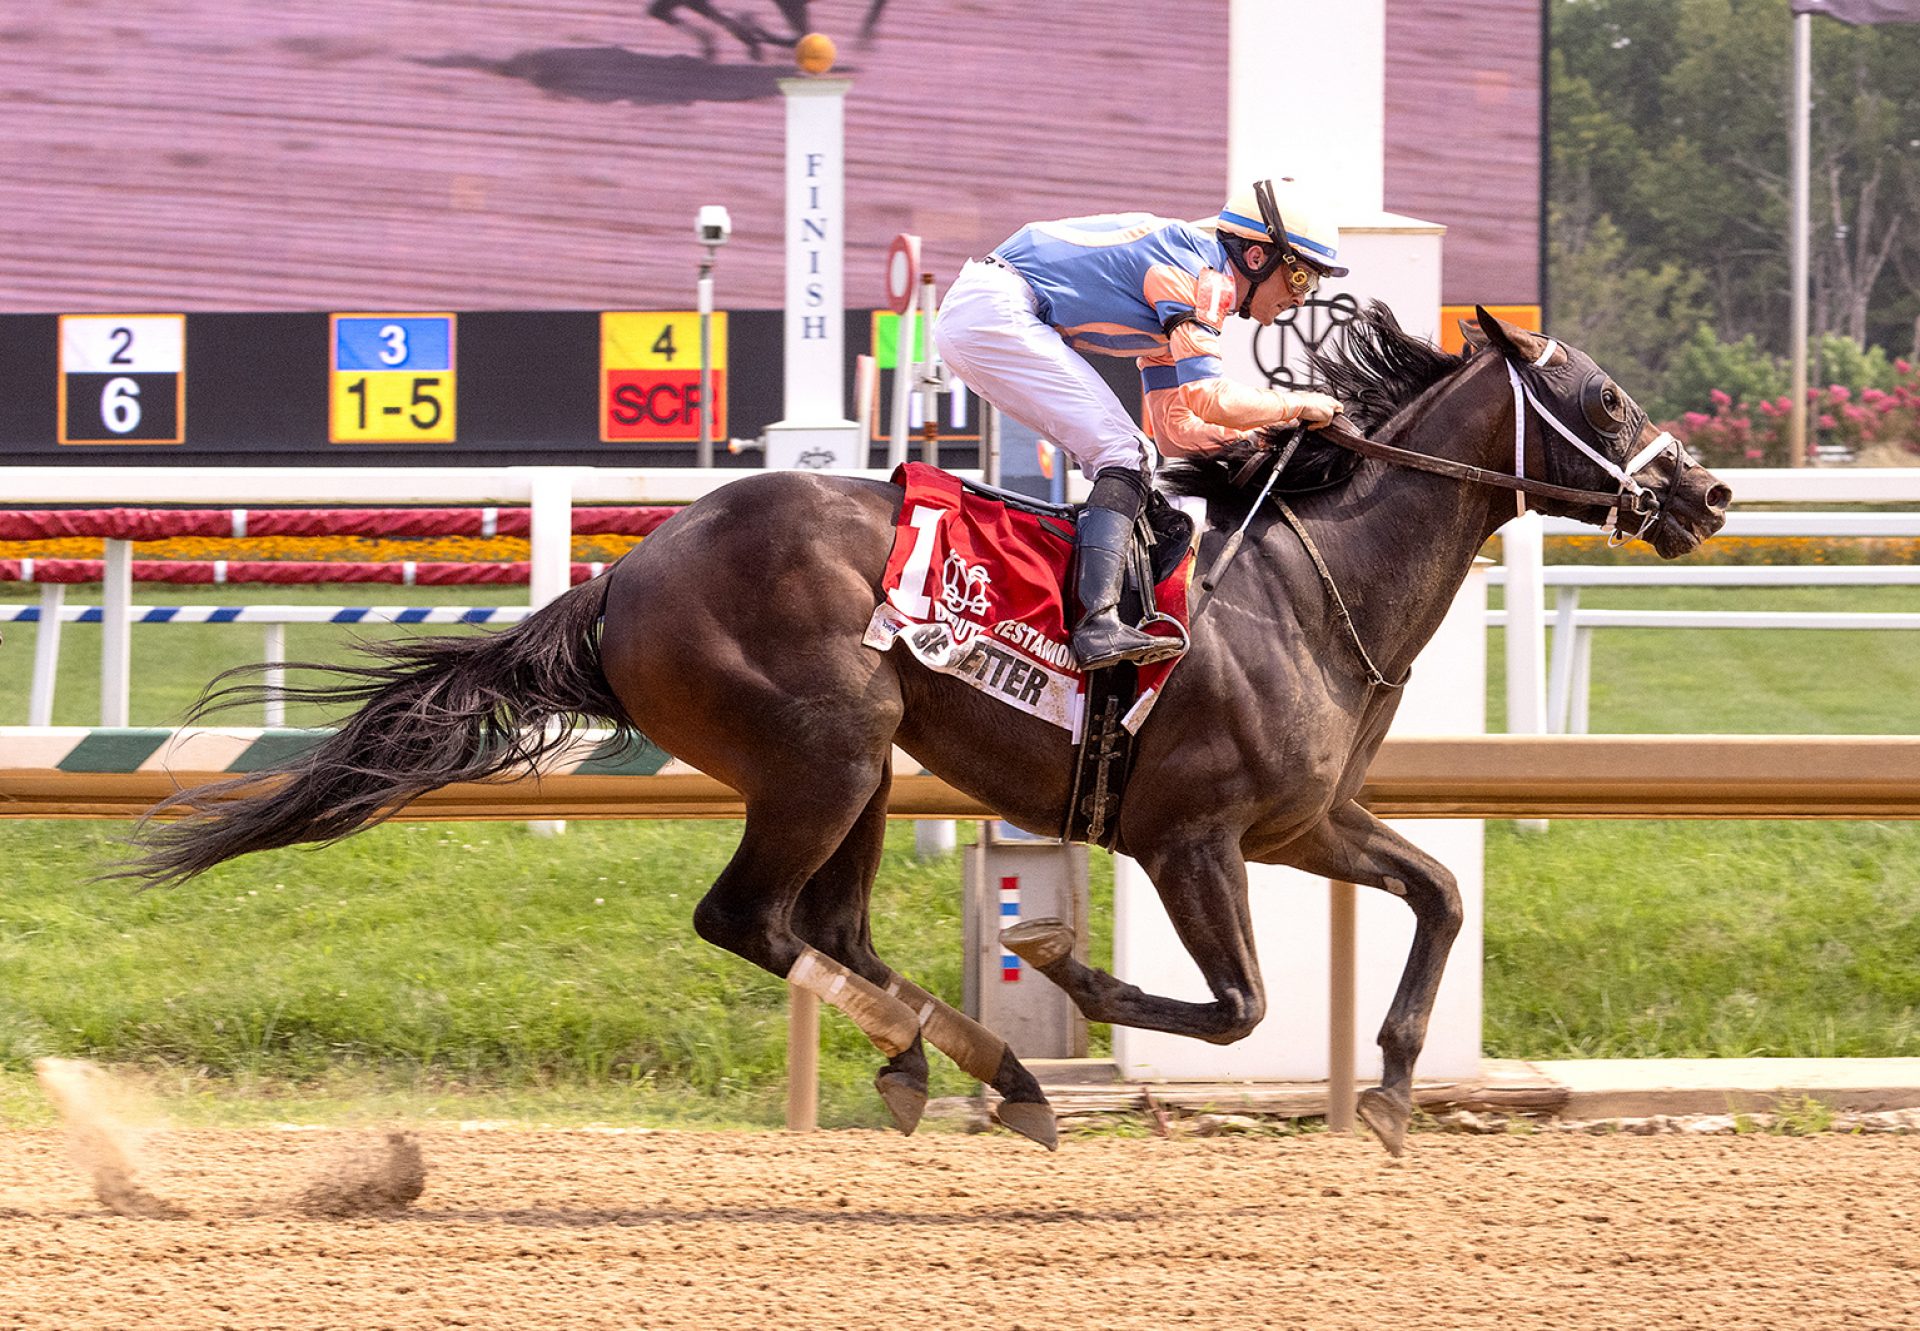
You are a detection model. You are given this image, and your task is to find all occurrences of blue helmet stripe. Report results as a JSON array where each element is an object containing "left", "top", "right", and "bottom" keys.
[
  {"left": 1218, "top": 208, "right": 1269, "bottom": 235},
  {"left": 1287, "top": 230, "right": 1339, "bottom": 261}
]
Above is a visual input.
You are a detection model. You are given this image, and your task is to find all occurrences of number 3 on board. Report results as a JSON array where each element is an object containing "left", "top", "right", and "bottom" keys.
[{"left": 329, "top": 314, "right": 458, "bottom": 443}]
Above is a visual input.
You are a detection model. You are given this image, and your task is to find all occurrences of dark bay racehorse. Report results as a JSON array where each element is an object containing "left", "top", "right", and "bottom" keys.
[{"left": 128, "top": 307, "right": 1728, "bottom": 1154}]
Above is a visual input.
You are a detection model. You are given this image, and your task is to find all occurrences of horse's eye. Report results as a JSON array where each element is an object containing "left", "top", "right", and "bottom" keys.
[{"left": 1583, "top": 377, "right": 1628, "bottom": 431}]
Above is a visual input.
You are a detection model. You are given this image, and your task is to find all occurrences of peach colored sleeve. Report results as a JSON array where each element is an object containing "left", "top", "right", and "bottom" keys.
[{"left": 1139, "top": 323, "right": 1313, "bottom": 457}]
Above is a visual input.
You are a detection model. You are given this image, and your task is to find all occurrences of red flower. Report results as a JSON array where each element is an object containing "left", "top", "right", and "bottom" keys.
[{"left": 1710, "top": 388, "right": 1732, "bottom": 409}]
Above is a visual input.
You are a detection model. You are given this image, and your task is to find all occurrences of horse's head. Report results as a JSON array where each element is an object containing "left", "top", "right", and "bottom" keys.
[{"left": 1464, "top": 306, "right": 1730, "bottom": 558}]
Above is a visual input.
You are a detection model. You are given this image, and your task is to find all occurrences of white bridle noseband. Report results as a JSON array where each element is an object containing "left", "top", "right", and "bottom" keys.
[{"left": 1507, "top": 340, "right": 1683, "bottom": 545}]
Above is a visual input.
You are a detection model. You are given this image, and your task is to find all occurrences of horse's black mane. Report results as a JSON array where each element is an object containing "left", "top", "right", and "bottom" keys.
[{"left": 1158, "top": 301, "right": 1467, "bottom": 525}]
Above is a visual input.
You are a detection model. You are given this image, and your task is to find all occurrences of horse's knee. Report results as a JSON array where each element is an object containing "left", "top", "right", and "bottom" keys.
[
  {"left": 1201, "top": 988, "right": 1266, "bottom": 1045},
  {"left": 1400, "top": 865, "right": 1463, "bottom": 937}
]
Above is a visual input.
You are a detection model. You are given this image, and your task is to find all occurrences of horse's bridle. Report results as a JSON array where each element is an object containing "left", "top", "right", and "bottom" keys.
[
  {"left": 1195, "top": 343, "right": 1695, "bottom": 690},
  {"left": 1312, "top": 343, "right": 1692, "bottom": 546},
  {"left": 1502, "top": 339, "right": 1687, "bottom": 546}
]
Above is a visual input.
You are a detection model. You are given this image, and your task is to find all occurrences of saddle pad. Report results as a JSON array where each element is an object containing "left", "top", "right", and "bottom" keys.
[{"left": 864, "top": 462, "right": 1194, "bottom": 739}]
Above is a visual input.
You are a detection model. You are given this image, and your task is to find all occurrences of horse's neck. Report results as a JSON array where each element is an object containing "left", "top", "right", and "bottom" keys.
[{"left": 1250, "top": 361, "right": 1509, "bottom": 686}]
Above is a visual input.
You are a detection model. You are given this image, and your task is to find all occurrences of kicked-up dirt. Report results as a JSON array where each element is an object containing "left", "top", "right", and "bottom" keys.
[{"left": 0, "top": 1121, "right": 1916, "bottom": 1330}]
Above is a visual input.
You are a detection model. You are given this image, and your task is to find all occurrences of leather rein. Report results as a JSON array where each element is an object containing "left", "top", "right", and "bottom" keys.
[{"left": 1192, "top": 349, "right": 1686, "bottom": 689}]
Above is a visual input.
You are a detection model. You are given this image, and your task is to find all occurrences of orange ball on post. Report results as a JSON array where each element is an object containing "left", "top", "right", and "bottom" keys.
[{"left": 794, "top": 31, "right": 836, "bottom": 74}]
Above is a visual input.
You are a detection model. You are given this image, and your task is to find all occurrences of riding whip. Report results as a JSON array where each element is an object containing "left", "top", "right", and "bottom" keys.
[{"left": 1188, "top": 427, "right": 1307, "bottom": 620}]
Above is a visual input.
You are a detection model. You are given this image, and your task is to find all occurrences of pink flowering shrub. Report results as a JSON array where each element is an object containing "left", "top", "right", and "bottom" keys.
[{"left": 1663, "top": 357, "right": 1920, "bottom": 467}]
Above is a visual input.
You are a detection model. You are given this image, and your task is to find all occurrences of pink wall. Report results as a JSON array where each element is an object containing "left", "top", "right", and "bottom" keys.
[{"left": 0, "top": 1, "right": 1537, "bottom": 313}]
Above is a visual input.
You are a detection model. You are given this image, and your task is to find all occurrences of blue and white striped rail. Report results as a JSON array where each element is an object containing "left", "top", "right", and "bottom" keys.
[
  {"left": 0, "top": 603, "right": 530, "bottom": 625},
  {"left": 10, "top": 600, "right": 531, "bottom": 728}
]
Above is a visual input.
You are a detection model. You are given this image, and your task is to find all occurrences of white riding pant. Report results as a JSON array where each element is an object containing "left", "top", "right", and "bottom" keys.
[{"left": 933, "top": 259, "right": 1155, "bottom": 480}]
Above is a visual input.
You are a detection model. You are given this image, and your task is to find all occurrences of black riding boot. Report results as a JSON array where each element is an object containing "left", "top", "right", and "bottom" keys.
[{"left": 1070, "top": 469, "right": 1169, "bottom": 671}]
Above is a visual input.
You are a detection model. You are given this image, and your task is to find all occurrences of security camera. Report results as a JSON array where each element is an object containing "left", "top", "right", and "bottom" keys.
[{"left": 697, "top": 205, "right": 732, "bottom": 246}]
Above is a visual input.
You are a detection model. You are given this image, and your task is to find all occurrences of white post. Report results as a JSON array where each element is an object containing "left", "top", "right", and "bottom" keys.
[
  {"left": 888, "top": 297, "right": 917, "bottom": 470},
  {"left": 698, "top": 249, "right": 717, "bottom": 469},
  {"left": 1571, "top": 629, "right": 1594, "bottom": 735},
  {"left": 1503, "top": 514, "right": 1548, "bottom": 833},
  {"left": 917, "top": 273, "right": 943, "bottom": 471},
  {"left": 263, "top": 624, "right": 286, "bottom": 728},
  {"left": 101, "top": 539, "right": 132, "bottom": 727},
  {"left": 1503, "top": 514, "right": 1547, "bottom": 736},
  {"left": 29, "top": 584, "right": 64, "bottom": 726},
  {"left": 762, "top": 76, "right": 862, "bottom": 467},
  {"left": 1232, "top": 1, "right": 1384, "bottom": 216},
  {"left": 523, "top": 469, "right": 576, "bottom": 837},
  {"left": 1789, "top": 12, "right": 1812, "bottom": 468},
  {"left": 525, "top": 470, "right": 575, "bottom": 611},
  {"left": 1545, "top": 587, "right": 1581, "bottom": 734}
]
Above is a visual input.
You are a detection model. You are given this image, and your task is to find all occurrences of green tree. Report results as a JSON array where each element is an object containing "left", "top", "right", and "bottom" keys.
[{"left": 1549, "top": 209, "right": 1707, "bottom": 417}]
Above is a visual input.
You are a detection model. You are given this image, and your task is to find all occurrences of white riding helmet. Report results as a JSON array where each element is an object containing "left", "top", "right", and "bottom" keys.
[{"left": 1216, "top": 175, "right": 1350, "bottom": 286}]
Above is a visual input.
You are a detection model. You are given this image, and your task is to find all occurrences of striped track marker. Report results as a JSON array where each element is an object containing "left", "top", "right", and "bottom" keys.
[{"left": 999, "top": 874, "right": 1022, "bottom": 981}]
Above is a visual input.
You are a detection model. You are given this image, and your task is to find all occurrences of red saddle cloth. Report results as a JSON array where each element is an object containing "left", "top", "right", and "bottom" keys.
[{"left": 864, "top": 462, "right": 1194, "bottom": 740}]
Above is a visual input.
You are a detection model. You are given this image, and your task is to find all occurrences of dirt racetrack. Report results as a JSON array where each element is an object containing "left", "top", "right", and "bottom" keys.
[{"left": 1, "top": 1125, "right": 1916, "bottom": 1331}]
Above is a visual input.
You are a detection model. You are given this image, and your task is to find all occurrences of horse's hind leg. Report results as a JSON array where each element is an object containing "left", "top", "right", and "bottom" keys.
[
  {"left": 1278, "top": 801, "right": 1463, "bottom": 1157},
  {"left": 691, "top": 771, "right": 926, "bottom": 1071},
  {"left": 791, "top": 770, "right": 1055, "bottom": 1149}
]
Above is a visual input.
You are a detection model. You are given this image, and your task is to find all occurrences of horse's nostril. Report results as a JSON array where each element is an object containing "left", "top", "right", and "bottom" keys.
[{"left": 1705, "top": 484, "right": 1732, "bottom": 513}]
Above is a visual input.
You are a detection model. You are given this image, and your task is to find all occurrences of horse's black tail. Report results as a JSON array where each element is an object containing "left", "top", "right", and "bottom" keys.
[{"left": 122, "top": 574, "right": 636, "bottom": 887}]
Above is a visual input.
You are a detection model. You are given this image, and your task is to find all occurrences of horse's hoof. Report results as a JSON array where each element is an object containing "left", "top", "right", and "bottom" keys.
[
  {"left": 1356, "top": 1086, "right": 1409, "bottom": 1157},
  {"left": 1000, "top": 918, "right": 1074, "bottom": 969},
  {"left": 875, "top": 1070, "right": 927, "bottom": 1136},
  {"left": 994, "top": 1099, "right": 1059, "bottom": 1152}
]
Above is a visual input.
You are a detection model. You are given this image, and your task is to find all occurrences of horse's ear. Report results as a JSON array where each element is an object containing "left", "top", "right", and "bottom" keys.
[
  {"left": 1474, "top": 304, "right": 1548, "bottom": 364},
  {"left": 1457, "top": 318, "right": 1490, "bottom": 352}
]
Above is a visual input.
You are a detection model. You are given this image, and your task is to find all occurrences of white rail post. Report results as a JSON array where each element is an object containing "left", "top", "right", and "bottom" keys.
[
  {"left": 1545, "top": 587, "right": 1580, "bottom": 734},
  {"left": 523, "top": 468, "right": 577, "bottom": 836},
  {"left": 263, "top": 624, "right": 287, "bottom": 728},
  {"left": 1571, "top": 629, "right": 1594, "bottom": 735},
  {"left": 786, "top": 984, "right": 820, "bottom": 1132},
  {"left": 525, "top": 469, "right": 576, "bottom": 611},
  {"left": 29, "top": 584, "right": 64, "bottom": 726},
  {"left": 101, "top": 539, "right": 132, "bottom": 727},
  {"left": 1502, "top": 513, "right": 1547, "bottom": 831},
  {"left": 1327, "top": 878, "right": 1357, "bottom": 1133}
]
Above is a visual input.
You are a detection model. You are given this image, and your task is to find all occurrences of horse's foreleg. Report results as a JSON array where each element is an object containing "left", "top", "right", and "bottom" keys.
[
  {"left": 1277, "top": 801, "right": 1463, "bottom": 1156},
  {"left": 790, "top": 772, "right": 1055, "bottom": 1149},
  {"left": 1004, "top": 834, "right": 1267, "bottom": 1044}
]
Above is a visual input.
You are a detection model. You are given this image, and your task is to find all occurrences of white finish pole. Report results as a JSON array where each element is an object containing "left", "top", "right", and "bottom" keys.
[
  {"left": 1789, "top": 12, "right": 1812, "bottom": 468},
  {"left": 263, "top": 624, "right": 286, "bottom": 728},
  {"left": 101, "top": 539, "right": 131, "bottom": 727},
  {"left": 778, "top": 78, "right": 851, "bottom": 424},
  {"left": 29, "top": 584, "right": 64, "bottom": 726}
]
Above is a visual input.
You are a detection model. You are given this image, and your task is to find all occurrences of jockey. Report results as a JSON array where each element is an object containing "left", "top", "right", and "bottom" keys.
[{"left": 934, "top": 175, "right": 1350, "bottom": 671}]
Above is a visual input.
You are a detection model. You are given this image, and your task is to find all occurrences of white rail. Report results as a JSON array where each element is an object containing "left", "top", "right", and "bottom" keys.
[
  {"left": 3, "top": 466, "right": 977, "bottom": 727},
  {"left": 5, "top": 464, "right": 1914, "bottom": 731}
]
